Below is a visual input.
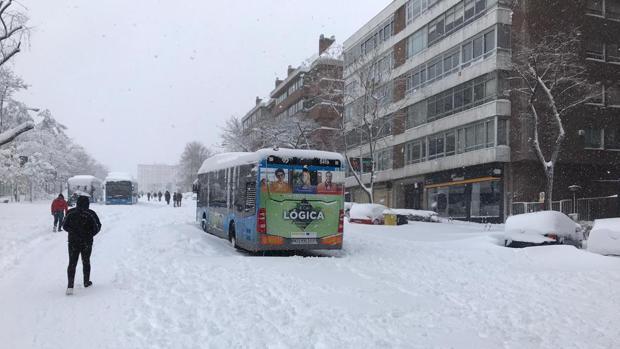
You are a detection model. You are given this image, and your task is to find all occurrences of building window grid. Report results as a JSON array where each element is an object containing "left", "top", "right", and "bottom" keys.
[
  {"left": 587, "top": 84, "right": 620, "bottom": 107},
  {"left": 405, "top": 27, "right": 497, "bottom": 95},
  {"left": 287, "top": 78, "right": 304, "bottom": 96},
  {"left": 403, "top": 117, "right": 502, "bottom": 165},
  {"left": 406, "top": 0, "right": 440, "bottom": 25},
  {"left": 586, "top": 41, "right": 620, "bottom": 64}
]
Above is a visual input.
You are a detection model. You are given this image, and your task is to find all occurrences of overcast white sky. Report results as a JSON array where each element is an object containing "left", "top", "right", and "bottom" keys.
[{"left": 12, "top": 0, "right": 387, "bottom": 175}]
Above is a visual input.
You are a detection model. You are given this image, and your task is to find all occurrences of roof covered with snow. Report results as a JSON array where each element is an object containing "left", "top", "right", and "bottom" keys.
[
  {"left": 68, "top": 175, "right": 102, "bottom": 186},
  {"left": 105, "top": 172, "right": 134, "bottom": 182},
  {"left": 198, "top": 148, "right": 345, "bottom": 175}
]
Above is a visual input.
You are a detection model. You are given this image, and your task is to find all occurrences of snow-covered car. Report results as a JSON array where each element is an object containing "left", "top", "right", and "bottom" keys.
[
  {"left": 587, "top": 218, "right": 620, "bottom": 256},
  {"left": 348, "top": 203, "right": 387, "bottom": 225},
  {"left": 504, "top": 211, "right": 582, "bottom": 248},
  {"left": 385, "top": 208, "right": 439, "bottom": 223},
  {"left": 0, "top": 196, "right": 10, "bottom": 203}
]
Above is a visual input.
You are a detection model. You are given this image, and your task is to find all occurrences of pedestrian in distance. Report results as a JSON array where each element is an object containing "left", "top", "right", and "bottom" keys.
[
  {"left": 51, "top": 194, "right": 69, "bottom": 232},
  {"left": 62, "top": 196, "right": 101, "bottom": 296},
  {"left": 147, "top": 192, "right": 151, "bottom": 201},
  {"left": 164, "top": 190, "right": 171, "bottom": 205},
  {"left": 158, "top": 191, "right": 162, "bottom": 202},
  {"left": 178, "top": 192, "right": 182, "bottom": 207}
]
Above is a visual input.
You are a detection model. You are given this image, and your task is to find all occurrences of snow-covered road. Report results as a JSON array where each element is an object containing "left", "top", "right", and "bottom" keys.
[{"left": 1, "top": 201, "right": 619, "bottom": 349}]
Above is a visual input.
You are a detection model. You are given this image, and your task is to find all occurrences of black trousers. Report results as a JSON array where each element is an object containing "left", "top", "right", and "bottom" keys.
[{"left": 67, "top": 242, "right": 92, "bottom": 288}]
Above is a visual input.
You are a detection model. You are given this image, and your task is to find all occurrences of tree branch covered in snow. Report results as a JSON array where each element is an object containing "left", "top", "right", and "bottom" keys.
[{"left": 0, "top": 120, "right": 32, "bottom": 146}]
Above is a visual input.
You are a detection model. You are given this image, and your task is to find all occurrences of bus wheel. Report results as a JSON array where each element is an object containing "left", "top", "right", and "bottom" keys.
[{"left": 229, "top": 223, "right": 239, "bottom": 249}]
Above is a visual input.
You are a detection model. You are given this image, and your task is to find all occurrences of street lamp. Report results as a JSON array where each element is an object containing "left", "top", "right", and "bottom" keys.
[{"left": 568, "top": 184, "right": 582, "bottom": 218}]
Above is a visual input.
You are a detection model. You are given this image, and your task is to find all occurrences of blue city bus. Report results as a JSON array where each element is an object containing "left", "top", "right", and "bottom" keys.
[
  {"left": 104, "top": 173, "right": 138, "bottom": 205},
  {"left": 194, "top": 148, "right": 345, "bottom": 252}
]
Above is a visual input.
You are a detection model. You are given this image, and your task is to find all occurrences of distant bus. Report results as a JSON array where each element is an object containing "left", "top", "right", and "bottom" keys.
[
  {"left": 104, "top": 172, "right": 138, "bottom": 205},
  {"left": 67, "top": 175, "right": 103, "bottom": 205},
  {"left": 195, "top": 148, "right": 345, "bottom": 252}
]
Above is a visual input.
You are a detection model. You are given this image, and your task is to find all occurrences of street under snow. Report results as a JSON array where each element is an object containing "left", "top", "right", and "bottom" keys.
[{"left": 1, "top": 201, "right": 619, "bottom": 349}]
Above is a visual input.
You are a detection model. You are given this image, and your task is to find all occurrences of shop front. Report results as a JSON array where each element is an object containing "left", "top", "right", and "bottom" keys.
[{"left": 425, "top": 164, "right": 505, "bottom": 223}]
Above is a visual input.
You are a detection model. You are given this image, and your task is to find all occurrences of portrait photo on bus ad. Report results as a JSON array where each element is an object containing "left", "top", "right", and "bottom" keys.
[
  {"left": 316, "top": 170, "right": 343, "bottom": 194},
  {"left": 261, "top": 168, "right": 292, "bottom": 194}
]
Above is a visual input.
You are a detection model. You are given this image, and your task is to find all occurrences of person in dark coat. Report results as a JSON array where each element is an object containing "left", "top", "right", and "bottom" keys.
[
  {"left": 62, "top": 196, "right": 102, "bottom": 295},
  {"left": 164, "top": 190, "right": 171, "bottom": 205},
  {"left": 147, "top": 192, "right": 151, "bottom": 201},
  {"left": 50, "top": 194, "right": 69, "bottom": 232},
  {"left": 177, "top": 192, "right": 183, "bottom": 207},
  {"left": 158, "top": 191, "right": 162, "bottom": 201}
]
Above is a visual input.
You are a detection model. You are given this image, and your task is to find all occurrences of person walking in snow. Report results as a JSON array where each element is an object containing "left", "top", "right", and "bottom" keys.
[
  {"left": 147, "top": 192, "right": 151, "bottom": 201},
  {"left": 62, "top": 196, "right": 101, "bottom": 295},
  {"left": 178, "top": 192, "right": 183, "bottom": 207},
  {"left": 164, "top": 190, "right": 171, "bottom": 205},
  {"left": 158, "top": 191, "right": 162, "bottom": 202},
  {"left": 51, "top": 194, "right": 69, "bottom": 232}
]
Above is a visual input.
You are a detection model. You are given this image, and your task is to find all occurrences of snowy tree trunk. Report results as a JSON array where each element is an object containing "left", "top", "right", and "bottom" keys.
[{"left": 0, "top": 121, "right": 33, "bottom": 146}]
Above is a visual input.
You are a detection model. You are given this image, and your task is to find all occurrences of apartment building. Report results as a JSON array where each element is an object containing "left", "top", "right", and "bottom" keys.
[
  {"left": 343, "top": 0, "right": 620, "bottom": 222},
  {"left": 241, "top": 35, "right": 344, "bottom": 151}
]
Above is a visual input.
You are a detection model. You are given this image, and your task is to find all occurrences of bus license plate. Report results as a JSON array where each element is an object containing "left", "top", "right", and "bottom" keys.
[{"left": 291, "top": 238, "right": 317, "bottom": 245}]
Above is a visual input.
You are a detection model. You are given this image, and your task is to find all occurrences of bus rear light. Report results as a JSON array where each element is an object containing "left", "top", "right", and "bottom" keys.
[
  {"left": 338, "top": 209, "right": 344, "bottom": 233},
  {"left": 257, "top": 208, "right": 267, "bottom": 234},
  {"left": 321, "top": 234, "right": 343, "bottom": 245},
  {"left": 260, "top": 235, "right": 285, "bottom": 245}
]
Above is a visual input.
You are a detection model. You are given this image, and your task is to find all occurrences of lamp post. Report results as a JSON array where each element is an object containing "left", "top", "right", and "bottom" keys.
[{"left": 568, "top": 184, "right": 581, "bottom": 218}]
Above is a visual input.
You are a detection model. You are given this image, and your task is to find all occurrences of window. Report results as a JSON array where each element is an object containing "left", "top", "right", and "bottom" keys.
[
  {"left": 464, "top": 0, "right": 475, "bottom": 20},
  {"left": 587, "top": 0, "right": 604, "bottom": 15},
  {"left": 406, "top": 101, "right": 427, "bottom": 129},
  {"left": 608, "top": 43, "right": 620, "bottom": 63},
  {"left": 406, "top": 0, "right": 422, "bottom": 24},
  {"left": 473, "top": 36, "right": 483, "bottom": 59},
  {"left": 407, "top": 28, "right": 427, "bottom": 58},
  {"left": 445, "top": 131, "right": 456, "bottom": 155},
  {"left": 608, "top": 83, "right": 620, "bottom": 106},
  {"left": 428, "top": 16, "right": 445, "bottom": 44},
  {"left": 605, "top": 128, "right": 620, "bottom": 150},
  {"left": 445, "top": 3, "right": 464, "bottom": 33},
  {"left": 475, "top": 0, "right": 487, "bottom": 14},
  {"left": 462, "top": 41, "right": 473, "bottom": 64},
  {"left": 497, "top": 119, "right": 508, "bottom": 145},
  {"left": 485, "top": 120, "right": 495, "bottom": 147},
  {"left": 275, "top": 92, "right": 288, "bottom": 105},
  {"left": 585, "top": 128, "right": 603, "bottom": 149},
  {"left": 428, "top": 134, "right": 445, "bottom": 159},
  {"left": 586, "top": 40, "right": 605, "bottom": 61},
  {"left": 484, "top": 30, "right": 495, "bottom": 54},
  {"left": 609, "top": 0, "right": 620, "bottom": 19},
  {"left": 374, "top": 148, "right": 393, "bottom": 171},
  {"left": 443, "top": 50, "right": 460, "bottom": 75},
  {"left": 405, "top": 140, "right": 426, "bottom": 164},
  {"left": 427, "top": 59, "right": 443, "bottom": 81}
]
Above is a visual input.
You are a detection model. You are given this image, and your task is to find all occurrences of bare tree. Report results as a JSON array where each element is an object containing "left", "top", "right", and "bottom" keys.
[
  {"left": 0, "top": 0, "right": 27, "bottom": 67},
  {"left": 512, "top": 27, "right": 598, "bottom": 209},
  {"left": 221, "top": 114, "right": 320, "bottom": 152},
  {"left": 178, "top": 141, "right": 212, "bottom": 191},
  {"left": 312, "top": 45, "right": 401, "bottom": 203}
]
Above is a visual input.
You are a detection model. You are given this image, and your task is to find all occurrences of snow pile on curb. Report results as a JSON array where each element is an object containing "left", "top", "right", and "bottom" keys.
[{"left": 588, "top": 218, "right": 620, "bottom": 256}]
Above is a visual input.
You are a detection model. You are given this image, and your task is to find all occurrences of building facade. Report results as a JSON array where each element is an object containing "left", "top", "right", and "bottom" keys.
[
  {"left": 241, "top": 35, "right": 344, "bottom": 151},
  {"left": 137, "top": 164, "right": 179, "bottom": 193},
  {"left": 343, "top": 0, "right": 620, "bottom": 222}
]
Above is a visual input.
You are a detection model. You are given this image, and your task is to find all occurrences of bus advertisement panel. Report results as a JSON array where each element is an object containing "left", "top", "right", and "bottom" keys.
[{"left": 259, "top": 156, "right": 344, "bottom": 246}]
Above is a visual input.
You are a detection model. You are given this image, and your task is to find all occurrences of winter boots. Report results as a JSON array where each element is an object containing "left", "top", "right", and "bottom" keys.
[
  {"left": 84, "top": 281, "right": 92, "bottom": 288},
  {"left": 66, "top": 288, "right": 73, "bottom": 295}
]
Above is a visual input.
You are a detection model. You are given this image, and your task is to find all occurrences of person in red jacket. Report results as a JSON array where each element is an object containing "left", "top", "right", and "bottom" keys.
[{"left": 51, "top": 194, "right": 69, "bottom": 232}]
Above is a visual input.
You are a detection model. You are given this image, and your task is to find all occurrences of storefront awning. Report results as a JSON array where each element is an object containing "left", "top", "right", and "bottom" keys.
[{"left": 425, "top": 176, "right": 501, "bottom": 190}]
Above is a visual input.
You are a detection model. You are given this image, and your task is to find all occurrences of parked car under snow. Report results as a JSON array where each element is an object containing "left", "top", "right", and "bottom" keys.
[
  {"left": 385, "top": 209, "right": 439, "bottom": 223},
  {"left": 348, "top": 203, "right": 387, "bottom": 225},
  {"left": 504, "top": 211, "right": 583, "bottom": 248},
  {"left": 587, "top": 218, "right": 620, "bottom": 256}
]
